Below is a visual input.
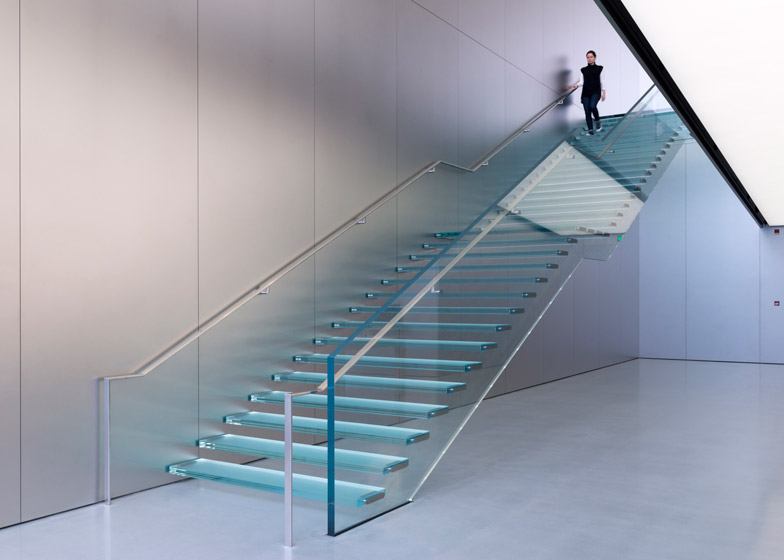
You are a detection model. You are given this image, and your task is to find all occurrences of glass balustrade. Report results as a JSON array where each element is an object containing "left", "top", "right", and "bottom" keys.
[{"left": 105, "top": 85, "right": 691, "bottom": 539}]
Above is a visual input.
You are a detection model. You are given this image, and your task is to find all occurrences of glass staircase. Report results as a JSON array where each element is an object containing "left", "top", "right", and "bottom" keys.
[{"left": 107, "top": 85, "right": 691, "bottom": 538}]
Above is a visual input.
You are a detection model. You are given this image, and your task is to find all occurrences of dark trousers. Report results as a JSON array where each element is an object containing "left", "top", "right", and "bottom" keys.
[{"left": 582, "top": 93, "right": 601, "bottom": 130}]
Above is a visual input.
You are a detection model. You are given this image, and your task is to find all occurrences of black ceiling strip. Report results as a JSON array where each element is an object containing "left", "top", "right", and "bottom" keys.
[{"left": 595, "top": 0, "right": 767, "bottom": 226}]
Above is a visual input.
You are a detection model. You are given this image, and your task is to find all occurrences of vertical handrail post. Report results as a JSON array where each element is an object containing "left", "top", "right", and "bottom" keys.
[
  {"left": 327, "top": 356, "right": 336, "bottom": 536},
  {"left": 284, "top": 392, "right": 294, "bottom": 547},
  {"left": 104, "top": 378, "right": 111, "bottom": 505}
]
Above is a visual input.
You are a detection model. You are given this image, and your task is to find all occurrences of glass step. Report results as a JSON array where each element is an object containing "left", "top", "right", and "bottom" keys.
[
  {"left": 366, "top": 291, "right": 536, "bottom": 300},
  {"left": 293, "top": 353, "right": 483, "bottom": 372},
  {"left": 521, "top": 185, "right": 642, "bottom": 197},
  {"left": 465, "top": 219, "right": 616, "bottom": 235},
  {"left": 533, "top": 177, "right": 645, "bottom": 188},
  {"left": 572, "top": 142, "right": 667, "bottom": 154},
  {"left": 579, "top": 132, "right": 674, "bottom": 145},
  {"left": 395, "top": 263, "right": 558, "bottom": 272},
  {"left": 545, "top": 160, "right": 656, "bottom": 172},
  {"left": 575, "top": 127, "right": 673, "bottom": 141},
  {"left": 198, "top": 434, "right": 408, "bottom": 474},
  {"left": 381, "top": 276, "right": 548, "bottom": 285},
  {"left": 168, "top": 458, "right": 384, "bottom": 507},
  {"left": 539, "top": 176, "right": 649, "bottom": 188},
  {"left": 521, "top": 192, "right": 637, "bottom": 204},
  {"left": 496, "top": 217, "right": 618, "bottom": 228},
  {"left": 422, "top": 237, "right": 577, "bottom": 249},
  {"left": 249, "top": 390, "right": 450, "bottom": 419},
  {"left": 514, "top": 201, "right": 632, "bottom": 213},
  {"left": 224, "top": 411, "right": 430, "bottom": 445},
  {"left": 508, "top": 209, "right": 626, "bottom": 220},
  {"left": 594, "top": 135, "right": 676, "bottom": 148},
  {"left": 271, "top": 371, "right": 466, "bottom": 394},
  {"left": 589, "top": 152, "right": 665, "bottom": 163},
  {"left": 331, "top": 320, "right": 511, "bottom": 332},
  {"left": 349, "top": 305, "right": 523, "bottom": 315},
  {"left": 408, "top": 249, "right": 568, "bottom": 260},
  {"left": 544, "top": 164, "right": 653, "bottom": 177},
  {"left": 313, "top": 336, "right": 497, "bottom": 351},
  {"left": 434, "top": 225, "right": 556, "bottom": 238}
]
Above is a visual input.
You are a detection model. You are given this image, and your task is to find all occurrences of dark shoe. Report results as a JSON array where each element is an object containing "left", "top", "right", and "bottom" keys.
[
  {"left": 588, "top": 130, "right": 595, "bottom": 135},
  {"left": 595, "top": 121, "right": 603, "bottom": 132}
]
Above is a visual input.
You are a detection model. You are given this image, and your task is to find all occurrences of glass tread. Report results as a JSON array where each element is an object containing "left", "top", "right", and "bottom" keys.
[
  {"left": 314, "top": 336, "right": 497, "bottom": 351},
  {"left": 366, "top": 291, "right": 536, "bottom": 300},
  {"left": 168, "top": 458, "right": 385, "bottom": 507},
  {"left": 224, "top": 411, "right": 430, "bottom": 445},
  {"left": 249, "top": 390, "right": 449, "bottom": 419},
  {"left": 331, "top": 320, "right": 511, "bottom": 332},
  {"left": 350, "top": 305, "right": 523, "bottom": 315},
  {"left": 408, "top": 250, "right": 568, "bottom": 260},
  {"left": 271, "top": 371, "right": 466, "bottom": 394},
  {"left": 198, "top": 434, "right": 408, "bottom": 474},
  {"left": 381, "top": 277, "right": 547, "bottom": 285},
  {"left": 293, "top": 353, "right": 483, "bottom": 372},
  {"left": 422, "top": 237, "right": 577, "bottom": 249},
  {"left": 396, "top": 263, "right": 558, "bottom": 272}
]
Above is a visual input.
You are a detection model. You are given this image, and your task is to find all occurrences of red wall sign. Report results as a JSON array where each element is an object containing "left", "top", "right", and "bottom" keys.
[
  {"left": 776, "top": 301, "right": 781, "bottom": 307},
  {"left": 775, "top": 229, "right": 781, "bottom": 235}
]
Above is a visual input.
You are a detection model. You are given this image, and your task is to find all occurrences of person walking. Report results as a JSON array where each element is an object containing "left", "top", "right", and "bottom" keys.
[{"left": 572, "top": 50, "right": 606, "bottom": 135}]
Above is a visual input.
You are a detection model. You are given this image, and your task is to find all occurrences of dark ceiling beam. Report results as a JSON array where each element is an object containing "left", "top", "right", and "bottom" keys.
[{"left": 595, "top": 0, "right": 766, "bottom": 226}]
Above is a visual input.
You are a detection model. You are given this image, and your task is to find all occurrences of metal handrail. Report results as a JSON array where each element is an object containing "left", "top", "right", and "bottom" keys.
[{"left": 101, "top": 87, "right": 575, "bottom": 390}]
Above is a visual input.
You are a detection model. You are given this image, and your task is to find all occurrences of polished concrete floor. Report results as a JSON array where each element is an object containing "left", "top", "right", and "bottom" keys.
[{"left": 2, "top": 358, "right": 784, "bottom": 559}]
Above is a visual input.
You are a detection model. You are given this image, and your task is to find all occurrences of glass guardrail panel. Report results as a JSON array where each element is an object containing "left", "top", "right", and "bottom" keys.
[
  {"left": 326, "top": 96, "right": 590, "bottom": 533},
  {"left": 455, "top": 105, "right": 573, "bottom": 233},
  {"left": 109, "top": 185, "right": 401, "bottom": 507},
  {"left": 112, "top": 89, "right": 639, "bottom": 538},
  {"left": 327, "top": 85, "right": 687, "bottom": 531},
  {"left": 109, "top": 258, "right": 324, "bottom": 501},
  {"left": 326, "top": 216, "right": 604, "bottom": 533},
  {"left": 109, "top": 347, "right": 198, "bottom": 499}
]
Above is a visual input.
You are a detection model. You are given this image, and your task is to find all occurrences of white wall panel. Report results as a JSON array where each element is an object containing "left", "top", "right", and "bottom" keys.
[
  {"left": 396, "top": 0, "right": 460, "bottom": 253},
  {"left": 639, "top": 148, "right": 687, "bottom": 358},
  {"left": 573, "top": 259, "right": 602, "bottom": 372},
  {"left": 0, "top": 0, "right": 20, "bottom": 529},
  {"left": 640, "top": 141, "right": 784, "bottom": 365},
  {"left": 502, "top": 65, "right": 553, "bottom": 208},
  {"left": 458, "top": 0, "right": 505, "bottom": 57},
  {"left": 457, "top": 34, "right": 505, "bottom": 166},
  {"left": 412, "top": 0, "right": 458, "bottom": 26},
  {"left": 198, "top": 0, "right": 315, "bottom": 321},
  {"left": 541, "top": 0, "right": 574, "bottom": 95},
  {"left": 540, "top": 280, "right": 575, "bottom": 382},
  {"left": 503, "top": 323, "right": 543, "bottom": 393},
  {"left": 315, "top": 0, "right": 397, "bottom": 239},
  {"left": 505, "top": 0, "right": 543, "bottom": 82},
  {"left": 685, "top": 144, "right": 760, "bottom": 362},
  {"left": 760, "top": 228, "right": 784, "bottom": 363},
  {"left": 397, "top": 0, "right": 459, "bottom": 180},
  {"left": 20, "top": 0, "right": 198, "bottom": 521},
  {"left": 456, "top": 34, "right": 506, "bottom": 226}
]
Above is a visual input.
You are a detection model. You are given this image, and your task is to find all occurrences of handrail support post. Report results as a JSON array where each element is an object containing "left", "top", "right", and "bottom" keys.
[
  {"left": 284, "top": 392, "right": 294, "bottom": 548},
  {"left": 103, "top": 378, "right": 111, "bottom": 506}
]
